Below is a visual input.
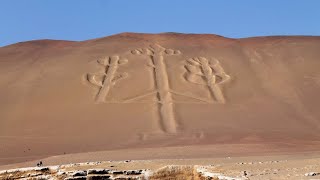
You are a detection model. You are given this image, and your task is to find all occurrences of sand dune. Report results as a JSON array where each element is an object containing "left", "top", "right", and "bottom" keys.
[{"left": 1, "top": 33, "right": 320, "bottom": 165}]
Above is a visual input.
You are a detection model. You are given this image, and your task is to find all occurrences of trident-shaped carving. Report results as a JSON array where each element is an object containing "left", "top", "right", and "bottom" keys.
[
  {"left": 131, "top": 44, "right": 181, "bottom": 133},
  {"left": 87, "top": 56, "right": 128, "bottom": 103},
  {"left": 85, "top": 45, "right": 231, "bottom": 134}
]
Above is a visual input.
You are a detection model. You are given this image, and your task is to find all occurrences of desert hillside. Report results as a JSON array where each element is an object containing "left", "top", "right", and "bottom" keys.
[{"left": 1, "top": 33, "right": 320, "bottom": 165}]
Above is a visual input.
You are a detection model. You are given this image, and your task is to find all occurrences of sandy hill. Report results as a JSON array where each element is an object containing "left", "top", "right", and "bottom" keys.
[{"left": 1, "top": 33, "right": 320, "bottom": 165}]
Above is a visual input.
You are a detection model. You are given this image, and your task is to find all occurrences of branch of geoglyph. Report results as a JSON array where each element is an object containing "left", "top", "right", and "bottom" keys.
[
  {"left": 131, "top": 45, "right": 181, "bottom": 56},
  {"left": 209, "top": 58, "right": 231, "bottom": 84},
  {"left": 131, "top": 45, "right": 181, "bottom": 69},
  {"left": 185, "top": 57, "right": 230, "bottom": 103},
  {"left": 186, "top": 57, "right": 230, "bottom": 85},
  {"left": 87, "top": 56, "right": 128, "bottom": 88}
]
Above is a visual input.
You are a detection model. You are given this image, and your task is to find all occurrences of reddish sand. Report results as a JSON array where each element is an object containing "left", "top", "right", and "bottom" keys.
[{"left": 0, "top": 33, "right": 320, "bottom": 166}]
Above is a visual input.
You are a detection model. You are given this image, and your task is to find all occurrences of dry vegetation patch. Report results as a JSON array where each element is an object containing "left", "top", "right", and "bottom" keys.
[{"left": 149, "top": 165, "right": 217, "bottom": 180}]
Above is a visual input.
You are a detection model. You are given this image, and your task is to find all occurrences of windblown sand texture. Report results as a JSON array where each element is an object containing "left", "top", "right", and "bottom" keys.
[{"left": 1, "top": 33, "right": 320, "bottom": 165}]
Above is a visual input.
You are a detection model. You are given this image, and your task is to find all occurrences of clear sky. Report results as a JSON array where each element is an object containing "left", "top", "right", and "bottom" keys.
[{"left": 1, "top": 0, "right": 320, "bottom": 47}]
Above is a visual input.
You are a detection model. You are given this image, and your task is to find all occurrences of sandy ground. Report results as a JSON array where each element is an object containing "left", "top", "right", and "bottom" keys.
[
  {"left": 0, "top": 150, "right": 320, "bottom": 179},
  {"left": 1, "top": 33, "right": 320, "bottom": 172},
  {"left": 1, "top": 143, "right": 320, "bottom": 169}
]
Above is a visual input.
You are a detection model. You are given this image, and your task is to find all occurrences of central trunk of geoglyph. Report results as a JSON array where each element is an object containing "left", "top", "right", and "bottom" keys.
[
  {"left": 131, "top": 44, "right": 181, "bottom": 133},
  {"left": 151, "top": 45, "right": 177, "bottom": 133}
]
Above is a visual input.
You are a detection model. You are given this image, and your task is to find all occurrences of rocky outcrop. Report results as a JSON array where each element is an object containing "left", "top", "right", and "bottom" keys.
[
  {"left": 0, "top": 161, "right": 251, "bottom": 180},
  {"left": 0, "top": 162, "right": 151, "bottom": 180},
  {"left": 305, "top": 172, "right": 320, "bottom": 176}
]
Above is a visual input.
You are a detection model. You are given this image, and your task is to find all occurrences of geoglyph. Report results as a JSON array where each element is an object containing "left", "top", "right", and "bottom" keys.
[{"left": 86, "top": 44, "right": 230, "bottom": 133}]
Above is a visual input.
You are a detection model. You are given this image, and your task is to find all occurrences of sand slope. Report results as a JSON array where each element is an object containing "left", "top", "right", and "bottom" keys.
[{"left": 1, "top": 33, "right": 320, "bottom": 165}]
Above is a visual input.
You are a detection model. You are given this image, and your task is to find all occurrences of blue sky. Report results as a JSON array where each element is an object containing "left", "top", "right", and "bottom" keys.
[{"left": 1, "top": 0, "right": 320, "bottom": 46}]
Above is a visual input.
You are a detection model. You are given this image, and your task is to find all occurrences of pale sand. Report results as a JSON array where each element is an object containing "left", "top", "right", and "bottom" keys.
[
  {"left": 0, "top": 151, "right": 319, "bottom": 179},
  {"left": 0, "top": 33, "right": 320, "bottom": 168}
]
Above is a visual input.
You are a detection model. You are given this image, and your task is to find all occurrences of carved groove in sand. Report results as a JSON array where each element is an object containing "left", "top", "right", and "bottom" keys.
[
  {"left": 131, "top": 44, "right": 181, "bottom": 133},
  {"left": 185, "top": 57, "right": 230, "bottom": 103},
  {"left": 87, "top": 56, "right": 128, "bottom": 103}
]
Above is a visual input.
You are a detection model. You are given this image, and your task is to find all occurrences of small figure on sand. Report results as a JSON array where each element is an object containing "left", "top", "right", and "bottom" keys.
[
  {"left": 243, "top": 170, "right": 248, "bottom": 177},
  {"left": 36, "top": 161, "right": 43, "bottom": 167}
]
